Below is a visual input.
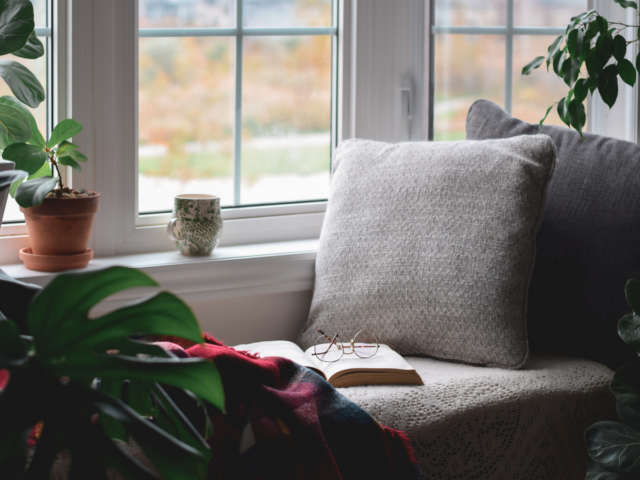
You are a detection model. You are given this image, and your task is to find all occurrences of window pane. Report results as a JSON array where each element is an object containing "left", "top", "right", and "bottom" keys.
[
  {"left": 243, "top": 0, "right": 332, "bottom": 28},
  {"left": 435, "top": 0, "right": 505, "bottom": 27},
  {"left": 515, "top": 0, "right": 588, "bottom": 28},
  {"left": 434, "top": 34, "right": 505, "bottom": 141},
  {"left": 31, "top": 0, "right": 47, "bottom": 26},
  {"left": 138, "top": 37, "right": 235, "bottom": 213},
  {"left": 513, "top": 35, "right": 585, "bottom": 127},
  {"left": 240, "top": 36, "right": 331, "bottom": 205},
  {"left": 139, "top": 0, "right": 235, "bottom": 29}
]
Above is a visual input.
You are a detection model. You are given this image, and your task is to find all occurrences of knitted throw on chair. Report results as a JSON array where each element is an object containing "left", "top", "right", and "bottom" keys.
[{"left": 170, "top": 333, "right": 420, "bottom": 480}]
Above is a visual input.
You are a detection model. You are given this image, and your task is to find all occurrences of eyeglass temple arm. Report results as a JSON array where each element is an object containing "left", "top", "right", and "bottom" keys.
[{"left": 317, "top": 329, "right": 340, "bottom": 352}]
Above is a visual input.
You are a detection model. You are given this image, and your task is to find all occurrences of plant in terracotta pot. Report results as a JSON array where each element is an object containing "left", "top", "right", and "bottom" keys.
[{"left": 3, "top": 117, "right": 97, "bottom": 271}]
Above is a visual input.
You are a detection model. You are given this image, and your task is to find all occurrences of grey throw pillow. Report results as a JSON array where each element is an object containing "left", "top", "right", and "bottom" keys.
[
  {"left": 298, "top": 136, "right": 556, "bottom": 369},
  {"left": 466, "top": 100, "right": 640, "bottom": 370}
]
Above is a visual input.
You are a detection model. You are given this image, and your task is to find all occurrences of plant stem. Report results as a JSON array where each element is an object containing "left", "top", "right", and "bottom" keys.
[{"left": 51, "top": 158, "right": 64, "bottom": 190}]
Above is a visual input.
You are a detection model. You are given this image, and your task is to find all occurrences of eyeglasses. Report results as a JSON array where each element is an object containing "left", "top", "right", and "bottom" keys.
[{"left": 313, "top": 329, "right": 379, "bottom": 363}]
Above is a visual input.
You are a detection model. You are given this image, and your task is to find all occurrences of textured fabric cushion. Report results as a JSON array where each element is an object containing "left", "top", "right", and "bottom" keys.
[
  {"left": 466, "top": 100, "right": 640, "bottom": 370},
  {"left": 297, "top": 136, "right": 556, "bottom": 368},
  {"left": 340, "top": 354, "right": 615, "bottom": 480}
]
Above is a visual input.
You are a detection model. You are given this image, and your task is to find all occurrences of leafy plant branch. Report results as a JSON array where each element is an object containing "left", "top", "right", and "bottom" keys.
[{"left": 523, "top": 0, "right": 640, "bottom": 139}]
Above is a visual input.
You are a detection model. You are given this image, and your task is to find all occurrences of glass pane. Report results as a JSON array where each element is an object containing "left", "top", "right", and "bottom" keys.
[
  {"left": 138, "top": 37, "right": 235, "bottom": 213},
  {"left": 435, "top": 0, "right": 505, "bottom": 27},
  {"left": 515, "top": 0, "right": 588, "bottom": 28},
  {"left": 513, "top": 35, "right": 587, "bottom": 128},
  {"left": 434, "top": 34, "right": 505, "bottom": 141},
  {"left": 241, "top": 36, "right": 332, "bottom": 205},
  {"left": 30, "top": 0, "right": 47, "bottom": 27},
  {"left": 243, "top": 0, "right": 332, "bottom": 28},
  {"left": 139, "top": 0, "right": 235, "bottom": 29},
  {"left": 2, "top": 48, "right": 48, "bottom": 223}
]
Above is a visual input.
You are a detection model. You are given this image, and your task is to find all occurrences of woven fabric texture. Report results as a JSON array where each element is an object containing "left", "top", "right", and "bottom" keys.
[
  {"left": 340, "top": 354, "right": 615, "bottom": 480},
  {"left": 297, "top": 137, "right": 556, "bottom": 368},
  {"left": 466, "top": 99, "right": 640, "bottom": 370}
]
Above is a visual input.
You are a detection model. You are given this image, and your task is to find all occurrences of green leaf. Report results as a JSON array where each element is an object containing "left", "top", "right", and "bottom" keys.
[
  {"left": 557, "top": 97, "right": 570, "bottom": 126},
  {"left": 546, "top": 36, "right": 564, "bottom": 71},
  {"left": 0, "top": 269, "right": 41, "bottom": 332},
  {"left": 617, "top": 402, "right": 640, "bottom": 431},
  {"left": 619, "top": 312, "right": 640, "bottom": 351},
  {"left": 15, "top": 175, "right": 58, "bottom": 208},
  {"left": 2, "top": 143, "right": 47, "bottom": 175},
  {"left": 585, "top": 20, "right": 600, "bottom": 41},
  {"left": 0, "top": 0, "right": 35, "bottom": 55},
  {"left": 562, "top": 57, "right": 581, "bottom": 86},
  {"left": 586, "top": 458, "right": 638, "bottom": 479},
  {"left": 12, "top": 31, "right": 44, "bottom": 60},
  {"left": 613, "top": 0, "right": 638, "bottom": 8},
  {"left": 611, "top": 364, "right": 640, "bottom": 407},
  {"left": 581, "top": 38, "right": 592, "bottom": 63},
  {"left": 47, "top": 119, "right": 83, "bottom": 149},
  {"left": 588, "top": 76, "right": 598, "bottom": 94},
  {"left": 522, "top": 56, "right": 545, "bottom": 76},
  {"left": 0, "top": 103, "right": 30, "bottom": 149},
  {"left": 636, "top": 52, "right": 640, "bottom": 81},
  {"left": 596, "top": 16, "right": 609, "bottom": 35},
  {"left": 0, "top": 95, "right": 45, "bottom": 147},
  {"left": 56, "top": 140, "right": 78, "bottom": 156},
  {"left": 626, "top": 279, "right": 640, "bottom": 315},
  {"left": 10, "top": 160, "right": 52, "bottom": 199},
  {"left": 587, "top": 48, "right": 604, "bottom": 79},
  {"left": 59, "top": 148, "right": 88, "bottom": 163},
  {"left": 568, "top": 99, "right": 586, "bottom": 139},
  {"left": 0, "top": 319, "right": 28, "bottom": 367},
  {"left": 568, "top": 28, "right": 585, "bottom": 61},
  {"left": 0, "top": 169, "right": 26, "bottom": 192},
  {"left": 585, "top": 421, "right": 640, "bottom": 472},
  {"left": 596, "top": 32, "right": 613, "bottom": 66},
  {"left": 575, "top": 78, "right": 589, "bottom": 103},
  {"left": 598, "top": 67, "right": 619, "bottom": 109},
  {"left": 613, "top": 35, "right": 627, "bottom": 62},
  {"left": 539, "top": 104, "right": 554, "bottom": 127},
  {"left": 0, "top": 59, "right": 45, "bottom": 109},
  {"left": 618, "top": 59, "right": 637, "bottom": 86},
  {"left": 8, "top": 173, "right": 22, "bottom": 198},
  {"left": 57, "top": 155, "right": 81, "bottom": 173},
  {"left": 553, "top": 49, "right": 566, "bottom": 77}
]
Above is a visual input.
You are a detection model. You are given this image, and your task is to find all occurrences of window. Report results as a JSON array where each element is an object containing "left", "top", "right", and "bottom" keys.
[
  {"left": 138, "top": 0, "right": 337, "bottom": 215},
  {"left": 2, "top": 0, "right": 53, "bottom": 224},
  {"left": 431, "top": 0, "right": 587, "bottom": 141}
]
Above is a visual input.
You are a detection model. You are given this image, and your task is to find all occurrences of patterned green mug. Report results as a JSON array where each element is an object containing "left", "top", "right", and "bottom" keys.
[{"left": 167, "top": 194, "right": 223, "bottom": 255}]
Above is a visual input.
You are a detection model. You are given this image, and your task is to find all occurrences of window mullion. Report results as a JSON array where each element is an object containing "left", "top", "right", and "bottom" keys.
[
  {"left": 233, "top": 0, "right": 243, "bottom": 206},
  {"left": 505, "top": 0, "right": 514, "bottom": 114}
]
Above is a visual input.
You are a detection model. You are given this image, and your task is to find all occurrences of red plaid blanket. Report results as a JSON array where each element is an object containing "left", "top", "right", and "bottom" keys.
[{"left": 180, "top": 334, "right": 420, "bottom": 480}]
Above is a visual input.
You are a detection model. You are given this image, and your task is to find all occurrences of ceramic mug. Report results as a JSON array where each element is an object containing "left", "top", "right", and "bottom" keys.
[{"left": 167, "top": 194, "right": 223, "bottom": 255}]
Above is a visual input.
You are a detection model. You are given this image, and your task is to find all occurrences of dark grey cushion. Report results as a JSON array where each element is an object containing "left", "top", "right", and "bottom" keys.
[
  {"left": 298, "top": 136, "right": 556, "bottom": 369},
  {"left": 466, "top": 99, "right": 640, "bottom": 370}
]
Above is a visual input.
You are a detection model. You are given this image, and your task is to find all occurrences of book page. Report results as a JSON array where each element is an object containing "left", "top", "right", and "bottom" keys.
[
  {"left": 232, "top": 340, "right": 326, "bottom": 379},
  {"left": 304, "top": 343, "right": 416, "bottom": 381}
]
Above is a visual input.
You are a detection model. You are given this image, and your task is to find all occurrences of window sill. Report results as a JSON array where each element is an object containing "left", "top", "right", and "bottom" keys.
[{"left": 2, "top": 239, "right": 319, "bottom": 307}]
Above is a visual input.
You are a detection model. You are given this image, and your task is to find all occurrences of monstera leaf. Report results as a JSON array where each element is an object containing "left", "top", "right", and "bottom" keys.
[{"left": 0, "top": 267, "right": 224, "bottom": 479}]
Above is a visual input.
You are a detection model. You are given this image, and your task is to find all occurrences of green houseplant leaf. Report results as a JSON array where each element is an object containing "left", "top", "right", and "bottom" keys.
[
  {"left": 598, "top": 66, "right": 619, "bottom": 109},
  {"left": 0, "top": 169, "right": 26, "bottom": 192},
  {"left": 9, "top": 160, "right": 50, "bottom": 199},
  {"left": 57, "top": 155, "right": 82, "bottom": 173},
  {"left": 546, "top": 36, "right": 564, "bottom": 70},
  {"left": 586, "top": 458, "right": 638, "bottom": 479},
  {"left": 14, "top": 175, "right": 58, "bottom": 207},
  {"left": 618, "top": 59, "right": 637, "bottom": 86},
  {"left": 557, "top": 96, "right": 570, "bottom": 126},
  {"left": 0, "top": 0, "right": 35, "bottom": 55},
  {"left": 585, "top": 421, "right": 640, "bottom": 472},
  {"left": 613, "top": 35, "right": 628, "bottom": 62},
  {"left": 2, "top": 143, "right": 48, "bottom": 174},
  {"left": 522, "top": 56, "right": 545, "bottom": 76},
  {"left": 596, "top": 32, "right": 614, "bottom": 66},
  {"left": 562, "top": 57, "right": 581, "bottom": 87},
  {"left": 617, "top": 402, "right": 640, "bottom": 432},
  {"left": 0, "top": 269, "right": 41, "bottom": 331},
  {"left": 613, "top": 0, "right": 638, "bottom": 8},
  {"left": 47, "top": 119, "right": 83, "bottom": 149},
  {"left": 0, "top": 95, "right": 45, "bottom": 147},
  {"left": 58, "top": 147, "right": 87, "bottom": 163},
  {"left": 568, "top": 28, "right": 585, "bottom": 61},
  {"left": 12, "top": 31, "right": 43, "bottom": 60},
  {"left": 568, "top": 99, "right": 586, "bottom": 139},
  {"left": 610, "top": 364, "right": 640, "bottom": 407},
  {"left": 0, "top": 59, "right": 45, "bottom": 108},
  {"left": 0, "top": 102, "right": 30, "bottom": 149}
]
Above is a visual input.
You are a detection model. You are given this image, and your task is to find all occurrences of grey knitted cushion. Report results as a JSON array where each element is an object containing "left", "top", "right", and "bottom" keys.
[
  {"left": 466, "top": 100, "right": 640, "bottom": 370},
  {"left": 297, "top": 136, "right": 556, "bottom": 369}
]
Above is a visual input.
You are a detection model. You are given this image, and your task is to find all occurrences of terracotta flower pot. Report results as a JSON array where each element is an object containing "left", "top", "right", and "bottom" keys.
[{"left": 20, "top": 193, "right": 100, "bottom": 257}]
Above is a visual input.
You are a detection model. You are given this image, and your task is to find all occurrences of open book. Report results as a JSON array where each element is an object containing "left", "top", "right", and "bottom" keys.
[{"left": 233, "top": 340, "right": 424, "bottom": 388}]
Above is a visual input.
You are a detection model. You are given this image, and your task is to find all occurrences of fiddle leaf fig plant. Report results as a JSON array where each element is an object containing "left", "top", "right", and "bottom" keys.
[
  {"left": 3, "top": 116, "right": 89, "bottom": 208},
  {"left": 585, "top": 279, "right": 640, "bottom": 478},
  {"left": 523, "top": 1, "right": 640, "bottom": 139},
  {"left": 0, "top": 266, "right": 224, "bottom": 479},
  {"left": 0, "top": 0, "right": 45, "bottom": 108},
  {"left": 0, "top": 169, "right": 26, "bottom": 192}
]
